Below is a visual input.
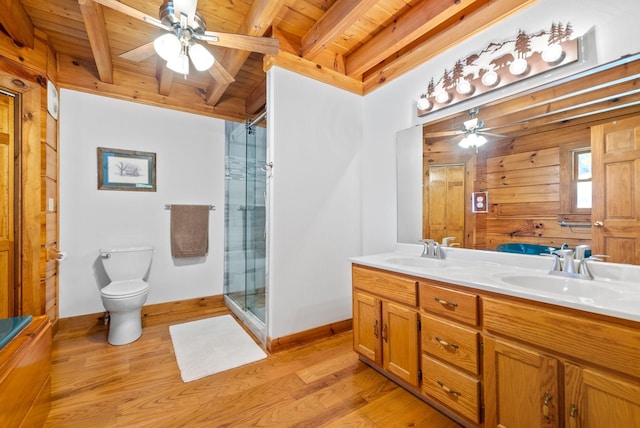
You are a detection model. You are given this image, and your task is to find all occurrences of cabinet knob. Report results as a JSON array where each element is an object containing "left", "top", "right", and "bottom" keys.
[{"left": 593, "top": 220, "right": 604, "bottom": 227}]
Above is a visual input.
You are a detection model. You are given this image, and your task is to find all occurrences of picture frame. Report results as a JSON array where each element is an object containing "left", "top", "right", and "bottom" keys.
[{"left": 97, "top": 147, "right": 156, "bottom": 192}]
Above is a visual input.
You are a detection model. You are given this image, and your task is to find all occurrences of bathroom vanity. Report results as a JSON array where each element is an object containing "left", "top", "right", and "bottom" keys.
[
  {"left": 0, "top": 315, "right": 51, "bottom": 427},
  {"left": 351, "top": 247, "right": 640, "bottom": 428}
]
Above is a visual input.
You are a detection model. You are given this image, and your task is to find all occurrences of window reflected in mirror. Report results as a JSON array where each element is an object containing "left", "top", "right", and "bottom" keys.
[{"left": 574, "top": 149, "right": 592, "bottom": 210}]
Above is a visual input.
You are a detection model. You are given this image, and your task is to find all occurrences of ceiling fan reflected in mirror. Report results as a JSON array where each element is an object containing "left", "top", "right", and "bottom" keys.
[
  {"left": 94, "top": 0, "right": 279, "bottom": 78},
  {"left": 424, "top": 107, "right": 506, "bottom": 149}
]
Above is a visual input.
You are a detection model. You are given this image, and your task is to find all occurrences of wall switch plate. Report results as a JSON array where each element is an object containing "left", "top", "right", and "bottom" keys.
[
  {"left": 48, "top": 198, "right": 55, "bottom": 212},
  {"left": 472, "top": 192, "right": 488, "bottom": 213}
]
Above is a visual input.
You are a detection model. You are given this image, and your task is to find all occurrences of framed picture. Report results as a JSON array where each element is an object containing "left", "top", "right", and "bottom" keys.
[{"left": 97, "top": 147, "right": 156, "bottom": 192}]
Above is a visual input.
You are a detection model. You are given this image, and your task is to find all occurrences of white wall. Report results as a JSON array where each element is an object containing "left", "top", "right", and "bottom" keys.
[
  {"left": 267, "top": 67, "right": 363, "bottom": 338},
  {"left": 362, "top": 0, "right": 640, "bottom": 255},
  {"left": 59, "top": 90, "right": 225, "bottom": 318}
]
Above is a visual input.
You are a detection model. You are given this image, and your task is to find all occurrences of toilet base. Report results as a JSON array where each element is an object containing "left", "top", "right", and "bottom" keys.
[{"left": 107, "top": 309, "right": 143, "bottom": 345}]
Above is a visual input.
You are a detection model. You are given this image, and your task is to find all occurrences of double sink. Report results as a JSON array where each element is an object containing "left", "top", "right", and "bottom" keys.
[{"left": 378, "top": 252, "right": 637, "bottom": 316}]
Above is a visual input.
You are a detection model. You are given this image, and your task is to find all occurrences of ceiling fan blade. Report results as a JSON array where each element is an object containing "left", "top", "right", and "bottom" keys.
[
  {"left": 92, "top": 0, "right": 171, "bottom": 31},
  {"left": 173, "top": 0, "right": 198, "bottom": 19},
  {"left": 200, "top": 31, "right": 279, "bottom": 55},
  {"left": 481, "top": 132, "right": 507, "bottom": 137},
  {"left": 424, "top": 130, "right": 464, "bottom": 138},
  {"left": 119, "top": 42, "right": 156, "bottom": 62}
]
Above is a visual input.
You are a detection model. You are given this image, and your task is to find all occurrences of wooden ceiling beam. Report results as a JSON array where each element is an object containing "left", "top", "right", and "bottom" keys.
[
  {"left": 362, "top": 0, "right": 537, "bottom": 94},
  {"left": 204, "top": 0, "right": 284, "bottom": 107},
  {"left": 245, "top": 78, "right": 266, "bottom": 115},
  {"left": 346, "top": 0, "right": 486, "bottom": 78},
  {"left": 0, "top": 0, "right": 35, "bottom": 48},
  {"left": 78, "top": 0, "right": 114, "bottom": 84},
  {"left": 301, "top": 0, "right": 379, "bottom": 61},
  {"left": 156, "top": 60, "right": 173, "bottom": 96}
]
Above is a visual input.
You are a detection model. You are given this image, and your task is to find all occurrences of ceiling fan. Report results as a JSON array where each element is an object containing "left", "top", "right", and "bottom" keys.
[
  {"left": 93, "top": 0, "right": 279, "bottom": 78},
  {"left": 424, "top": 107, "right": 505, "bottom": 148}
]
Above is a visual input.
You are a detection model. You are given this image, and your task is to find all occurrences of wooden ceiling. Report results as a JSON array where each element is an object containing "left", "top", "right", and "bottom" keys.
[{"left": 3, "top": 0, "right": 536, "bottom": 122}]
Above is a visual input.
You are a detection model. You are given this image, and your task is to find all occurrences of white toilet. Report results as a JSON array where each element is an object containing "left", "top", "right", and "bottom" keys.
[{"left": 98, "top": 246, "right": 153, "bottom": 345}]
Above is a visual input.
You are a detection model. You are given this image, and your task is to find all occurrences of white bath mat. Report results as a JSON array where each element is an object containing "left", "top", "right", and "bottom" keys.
[{"left": 169, "top": 314, "right": 267, "bottom": 382}]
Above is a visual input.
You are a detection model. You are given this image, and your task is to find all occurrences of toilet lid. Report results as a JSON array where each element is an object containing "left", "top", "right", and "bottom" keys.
[{"left": 101, "top": 279, "right": 149, "bottom": 297}]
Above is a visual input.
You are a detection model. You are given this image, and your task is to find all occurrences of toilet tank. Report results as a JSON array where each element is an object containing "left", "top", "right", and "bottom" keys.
[{"left": 99, "top": 246, "right": 153, "bottom": 282}]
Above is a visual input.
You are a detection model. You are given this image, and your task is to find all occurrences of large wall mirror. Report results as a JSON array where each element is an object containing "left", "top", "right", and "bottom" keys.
[{"left": 397, "top": 54, "right": 640, "bottom": 265}]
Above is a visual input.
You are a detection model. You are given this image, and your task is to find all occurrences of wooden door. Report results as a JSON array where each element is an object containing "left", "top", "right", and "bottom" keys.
[
  {"left": 0, "top": 92, "right": 14, "bottom": 317},
  {"left": 382, "top": 300, "right": 419, "bottom": 387},
  {"left": 353, "top": 290, "right": 381, "bottom": 365},
  {"left": 484, "top": 337, "right": 559, "bottom": 428},
  {"left": 565, "top": 363, "right": 640, "bottom": 428},
  {"left": 591, "top": 115, "right": 640, "bottom": 264},
  {"left": 427, "top": 165, "right": 465, "bottom": 245}
]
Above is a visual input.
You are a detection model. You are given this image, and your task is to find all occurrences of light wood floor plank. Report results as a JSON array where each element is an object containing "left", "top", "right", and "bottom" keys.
[{"left": 45, "top": 311, "right": 462, "bottom": 427}]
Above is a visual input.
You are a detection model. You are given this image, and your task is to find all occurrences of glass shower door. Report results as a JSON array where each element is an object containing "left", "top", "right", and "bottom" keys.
[{"left": 224, "top": 118, "right": 267, "bottom": 323}]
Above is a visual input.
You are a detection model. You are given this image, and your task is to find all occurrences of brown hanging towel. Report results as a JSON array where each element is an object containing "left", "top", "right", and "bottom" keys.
[{"left": 170, "top": 204, "right": 209, "bottom": 258}]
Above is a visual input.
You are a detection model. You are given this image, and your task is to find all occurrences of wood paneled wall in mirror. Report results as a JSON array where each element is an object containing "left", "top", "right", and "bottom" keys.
[{"left": 421, "top": 53, "right": 640, "bottom": 264}]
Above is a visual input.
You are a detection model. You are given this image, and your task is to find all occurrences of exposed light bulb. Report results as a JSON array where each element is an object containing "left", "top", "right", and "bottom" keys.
[
  {"left": 481, "top": 70, "right": 500, "bottom": 87},
  {"left": 456, "top": 79, "right": 474, "bottom": 95},
  {"left": 417, "top": 97, "right": 431, "bottom": 111},
  {"left": 153, "top": 33, "right": 181, "bottom": 61},
  {"left": 435, "top": 91, "right": 451, "bottom": 104},
  {"left": 188, "top": 43, "right": 215, "bottom": 71},
  {"left": 509, "top": 58, "right": 529, "bottom": 76}
]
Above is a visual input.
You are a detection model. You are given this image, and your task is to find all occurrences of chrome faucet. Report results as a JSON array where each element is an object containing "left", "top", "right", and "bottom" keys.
[
  {"left": 548, "top": 244, "right": 603, "bottom": 280},
  {"left": 419, "top": 239, "right": 444, "bottom": 259},
  {"left": 442, "top": 237, "right": 457, "bottom": 247}
]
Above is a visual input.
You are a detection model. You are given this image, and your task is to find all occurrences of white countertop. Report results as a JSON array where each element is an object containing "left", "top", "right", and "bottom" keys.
[{"left": 350, "top": 244, "right": 640, "bottom": 323}]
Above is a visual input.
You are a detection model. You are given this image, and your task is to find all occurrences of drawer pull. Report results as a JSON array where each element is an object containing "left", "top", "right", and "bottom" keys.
[
  {"left": 543, "top": 391, "right": 552, "bottom": 423},
  {"left": 437, "top": 380, "right": 461, "bottom": 396},
  {"left": 569, "top": 404, "right": 578, "bottom": 428},
  {"left": 434, "top": 297, "right": 458, "bottom": 307},
  {"left": 435, "top": 336, "right": 459, "bottom": 349}
]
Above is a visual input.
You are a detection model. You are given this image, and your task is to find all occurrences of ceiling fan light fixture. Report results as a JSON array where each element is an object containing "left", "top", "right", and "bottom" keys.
[
  {"left": 459, "top": 132, "right": 487, "bottom": 149},
  {"left": 189, "top": 43, "right": 215, "bottom": 71},
  {"left": 154, "top": 33, "right": 181, "bottom": 61},
  {"left": 167, "top": 50, "right": 190, "bottom": 76}
]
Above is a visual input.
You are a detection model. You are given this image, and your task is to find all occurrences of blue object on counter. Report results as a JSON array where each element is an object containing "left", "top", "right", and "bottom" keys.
[
  {"left": 496, "top": 243, "right": 591, "bottom": 258},
  {"left": 0, "top": 315, "right": 33, "bottom": 350},
  {"left": 496, "top": 243, "right": 557, "bottom": 255}
]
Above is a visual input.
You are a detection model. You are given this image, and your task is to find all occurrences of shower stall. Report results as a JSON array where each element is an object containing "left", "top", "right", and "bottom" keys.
[{"left": 224, "top": 114, "right": 268, "bottom": 344}]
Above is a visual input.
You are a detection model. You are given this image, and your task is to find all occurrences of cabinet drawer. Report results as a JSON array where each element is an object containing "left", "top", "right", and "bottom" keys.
[
  {"left": 421, "top": 314, "right": 480, "bottom": 374},
  {"left": 484, "top": 297, "right": 640, "bottom": 379},
  {"left": 352, "top": 264, "right": 418, "bottom": 307},
  {"left": 421, "top": 282, "right": 479, "bottom": 326},
  {"left": 422, "top": 354, "right": 481, "bottom": 423}
]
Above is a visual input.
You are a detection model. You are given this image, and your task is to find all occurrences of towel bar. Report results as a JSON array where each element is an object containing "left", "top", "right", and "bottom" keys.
[{"left": 164, "top": 204, "right": 216, "bottom": 211}]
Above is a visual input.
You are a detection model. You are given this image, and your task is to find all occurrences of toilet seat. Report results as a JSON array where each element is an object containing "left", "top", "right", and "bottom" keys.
[{"left": 101, "top": 279, "right": 149, "bottom": 298}]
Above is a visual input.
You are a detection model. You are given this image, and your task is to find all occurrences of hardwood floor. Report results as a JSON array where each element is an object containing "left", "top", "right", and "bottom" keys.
[{"left": 45, "top": 311, "right": 462, "bottom": 427}]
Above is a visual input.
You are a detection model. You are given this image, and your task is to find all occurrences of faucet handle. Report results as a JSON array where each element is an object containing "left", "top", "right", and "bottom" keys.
[
  {"left": 588, "top": 254, "right": 609, "bottom": 262},
  {"left": 442, "top": 237, "right": 456, "bottom": 247}
]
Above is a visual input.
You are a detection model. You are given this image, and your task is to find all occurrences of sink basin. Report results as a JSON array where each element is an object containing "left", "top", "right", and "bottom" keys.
[
  {"left": 385, "top": 256, "right": 446, "bottom": 268},
  {"left": 498, "top": 274, "right": 620, "bottom": 299}
]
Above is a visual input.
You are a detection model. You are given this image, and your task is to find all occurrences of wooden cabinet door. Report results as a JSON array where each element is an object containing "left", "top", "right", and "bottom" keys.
[
  {"left": 591, "top": 115, "right": 640, "bottom": 264},
  {"left": 484, "top": 337, "right": 559, "bottom": 428},
  {"left": 353, "top": 290, "right": 381, "bottom": 365},
  {"left": 565, "top": 363, "right": 640, "bottom": 428},
  {"left": 382, "top": 300, "right": 419, "bottom": 387}
]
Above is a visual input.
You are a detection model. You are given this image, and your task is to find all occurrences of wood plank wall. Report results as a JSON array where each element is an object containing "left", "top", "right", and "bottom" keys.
[
  {"left": 483, "top": 126, "right": 593, "bottom": 250},
  {"left": 0, "top": 29, "right": 59, "bottom": 326}
]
